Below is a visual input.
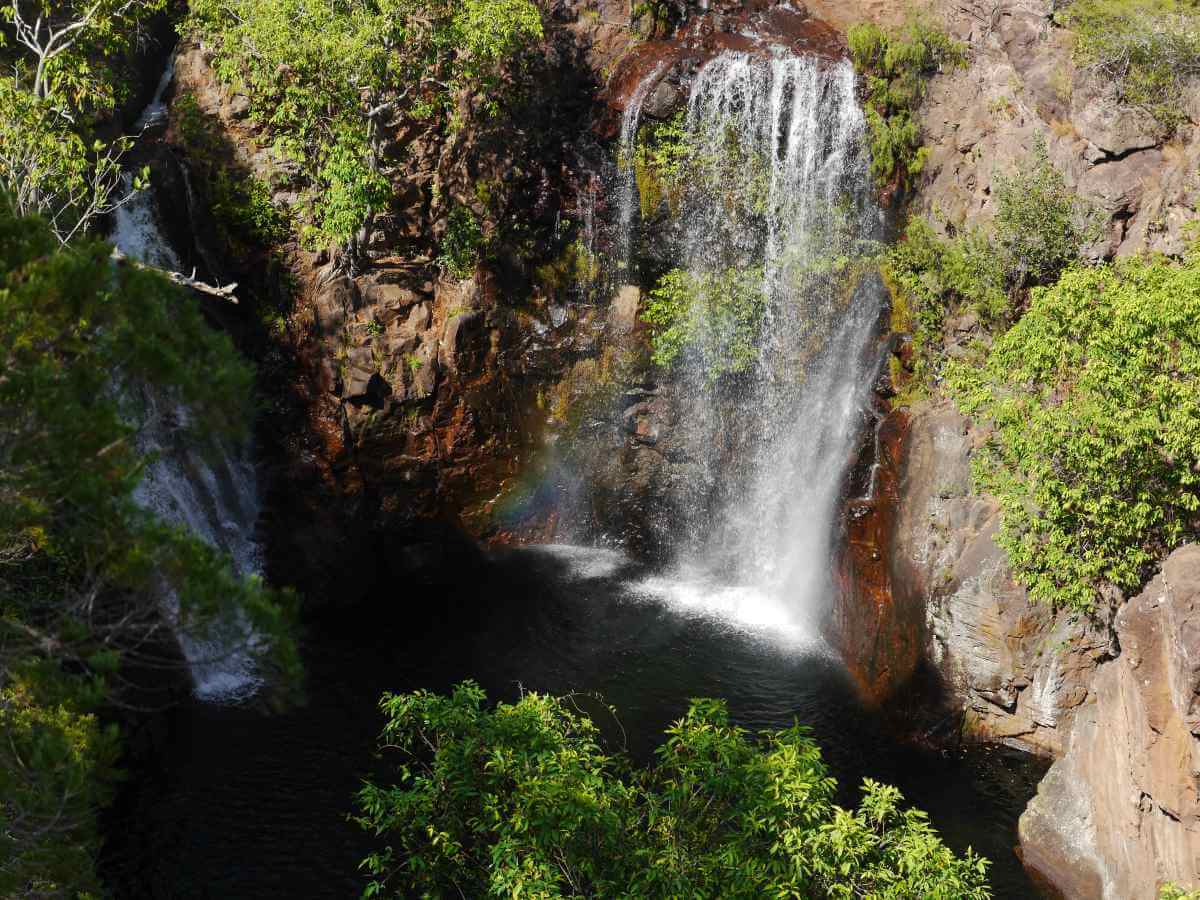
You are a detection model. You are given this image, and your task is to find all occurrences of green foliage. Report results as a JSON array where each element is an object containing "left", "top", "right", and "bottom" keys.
[
  {"left": 534, "top": 239, "right": 601, "bottom": 294},
  {"left": 0, "top": 0, "right": 168, "bottom": 117},
  {"left": 991, "top": 135, "right": 1102, "bottom": 289},
  {"left": 185, "top": 0, "right": 542, "bottom": 247},
  {"left": 0, "top": 0, "right": 167, "bottom": 242},
  {"left": 1059, "top": 0, "right": 1200, "bottom": 132},
  {"left": 885, "top": 138, "right": 1097, "bottom": 393},
  {"left": 1162, "top": 885, "right": 1200, "bottom": 900},
  {"left": 947, "top": 248, "right": 1200, "bottom": 612},
  {"left": 0, "top": 81, "right": 132, "bottom": 243},
  {"left": 0, "top": 202, "right": 298, "bottom": 894},
  {"left": 848, "top": 17, "right": 965, "bottom": 191},
  {"left": 211, "top": 171, "right": 291, "bottom": 249},
  {"left": 173, "top": 93, "right": 291, "bottom": 252},
  {"left": 631, "top": 109, "right": 693, "bottom": 219},
  {"left": 643, "top": 266, "right": 767, "bottom": 379},
  {"left": 355, "top": 683, "right": 992, "bottom": 899},
  {"left": 436, "top": 206, "right": 484, "bottom": 279}
]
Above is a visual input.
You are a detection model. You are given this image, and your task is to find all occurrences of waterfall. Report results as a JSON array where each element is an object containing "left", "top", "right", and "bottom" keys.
[
  {"left": 111, "top": 64, "right": 265, "bottom": 702},
  {"left": 132, "top": 398, "right": 266, "bottom": 702},
  {"left": 626, "top": 51, "right": 882, "bottom": 641},
  {"left": 616, "top": 61, "right": 668, "bottom": 272}
]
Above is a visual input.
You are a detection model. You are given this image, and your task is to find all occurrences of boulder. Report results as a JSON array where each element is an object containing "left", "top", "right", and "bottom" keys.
[{"left": 1020, "top": 545, "right": 1200, "bottom": 898}]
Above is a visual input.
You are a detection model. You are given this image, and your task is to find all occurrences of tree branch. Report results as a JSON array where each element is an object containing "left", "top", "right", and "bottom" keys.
[{"left": 110, "top": 249, "right": 240, "bottom": 302}]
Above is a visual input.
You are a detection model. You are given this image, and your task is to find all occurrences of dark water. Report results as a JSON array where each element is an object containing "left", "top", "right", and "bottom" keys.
[{"left": 104, "top": 545, "right": 1046, "bottom": 898}]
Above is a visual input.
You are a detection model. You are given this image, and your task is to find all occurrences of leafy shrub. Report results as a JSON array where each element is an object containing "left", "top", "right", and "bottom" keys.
[
  {"left": 437, "top": 206, "right": 484, "bottom": 279},
  {"left": 642, "top": 266, "right": 767, "bottom": 379},
  {"left": 991, "top": 135, "right": 1101, "bottom": 289},
  {"left": 185, "top": 0, "right": 542, "bottom": 247},
  {"left": 355, "top": 683, "right": 992, "bottom": 899},
  {"left": 848, "top": 18, "right": 965, "bottom": 191},
  {"left": 886, "top": 138, "right": 1097, "bottom": 392},
  {"left": 1060, "top": 0, "right": 1200, "bottom": 132},
  {"left": 632, "top": 110, "right": 693, "bottom": 219},
  {"left": 948, "top": 248, "right": 1200, "bottom": 612}
]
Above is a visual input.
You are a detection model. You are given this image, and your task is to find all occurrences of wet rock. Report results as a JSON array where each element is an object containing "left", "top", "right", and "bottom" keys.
[
  {"left": 313, "top": 278, "right": 359, "bottom": 337},
  {"left": 360, "top": 278, "right": 422, "bottom": 309},
  {"left": 610, "top": 285, "right": 641, "bottom": 336},
  {"left": 439, "top": 310, "right": 484, "bottom": 376},
  {"left": 643, "top": 77, "right": 684, "bottom": 119},
  {"left": 1020, "top": 545, "right": 1200, "bottom": 899}
]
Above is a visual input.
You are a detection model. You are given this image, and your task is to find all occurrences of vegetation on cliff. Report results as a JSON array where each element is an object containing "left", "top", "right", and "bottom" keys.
[
  {"left": 184, "top": 0, "right": 543, "bottom": 251},
  {"left": 0, "top": 202, "right": 297, "bottom": 896},
  {"left": 888, "top": 133, "right": 1200, "bottom": 613},
  {"left": 948, "top": 245, "right": 1200, "bottom": 612},
  {"left": 1060, "top": 0, "right": 1200, "bottom": 131},
  {"left": 848, "top": 17, "right": 965, "bottom": 193},
  {"left": 887, "top": 139, "right": 1098, "bottom": 391},
  {"left": 355, "top": 683, "right": 992, "bottom": 899}
]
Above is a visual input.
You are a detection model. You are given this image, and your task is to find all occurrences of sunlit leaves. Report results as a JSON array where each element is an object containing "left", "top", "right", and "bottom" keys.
[
  {"left": 184, "top": 0, "right": 542, "bottom": 247},
  {"left": 356, "top": 683, "right": 992, "bottom": 899},
  {"left": 643, "top": 266, "right": 767, "bottom": 379},
  {"left": 948, "top": 249, "right": 1200, "bottom": 611}
]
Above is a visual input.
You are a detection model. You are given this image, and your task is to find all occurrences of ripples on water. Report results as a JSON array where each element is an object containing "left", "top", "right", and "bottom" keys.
[{"left": 103, "top": 546, "right": 1046, "bottom": 899}]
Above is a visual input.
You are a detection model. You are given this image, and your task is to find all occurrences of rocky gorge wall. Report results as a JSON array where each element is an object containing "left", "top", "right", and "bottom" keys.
[
  {"left": 877, "top": 2, "right": 1200, "bottom": 890},
  {"left": 155, "top": 0, "right": 1200, "bottom": 894}
]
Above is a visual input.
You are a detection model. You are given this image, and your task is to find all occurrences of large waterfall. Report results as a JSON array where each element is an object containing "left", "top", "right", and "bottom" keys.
[{"left": 622, "top": 51, "right": 882, "bottom": 642}]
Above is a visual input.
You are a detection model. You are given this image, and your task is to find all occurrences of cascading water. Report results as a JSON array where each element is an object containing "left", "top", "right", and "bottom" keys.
[
  {"left": 616, "top": 61, "right": 669, "bottom": 272},
  {"left": 110, "top": 63, "right": 264, "bottom": 702},
  {"left": 623, "top": 51, "right": 883, "bottom": 642}
]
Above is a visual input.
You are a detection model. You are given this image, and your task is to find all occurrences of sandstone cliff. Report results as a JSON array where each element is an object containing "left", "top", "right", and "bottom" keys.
[{"left": 1020, "top": 546, "right": 1200, "bottom": 899}]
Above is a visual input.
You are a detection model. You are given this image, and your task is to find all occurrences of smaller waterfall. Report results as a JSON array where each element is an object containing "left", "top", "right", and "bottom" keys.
[
  {"left": 133, "top": 399, "right": 266, "bottom": 702},
  {"left": 616, "top": 62, "right": 668, "bottom": 271},
  {"left": 134, "top": 57, "right": 176, "bottom": 132},
  {"left": 112, "top": 63, "right": 265, "bottom": 702}
]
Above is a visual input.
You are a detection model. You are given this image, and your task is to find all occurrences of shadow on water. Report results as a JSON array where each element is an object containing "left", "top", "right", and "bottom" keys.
[{"left": 103, "top": 546, "right": 1047, "bottom": 899}]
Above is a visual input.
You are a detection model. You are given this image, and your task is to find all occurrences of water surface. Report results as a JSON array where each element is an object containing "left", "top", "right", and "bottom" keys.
[{"left": 104, "top": 545, "right": 1045, "bottom": 898}]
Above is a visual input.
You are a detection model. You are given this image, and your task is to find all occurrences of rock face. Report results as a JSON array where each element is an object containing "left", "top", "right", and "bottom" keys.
[
  {"left": 1020, "top": 546, "right": 1200, "bottom": 899},
  {"left": 891, "top": 402, "right": 1113, "bottom": 754},
  {"left": 920, "top": 0, "right": 1200, "bottom": 258}
]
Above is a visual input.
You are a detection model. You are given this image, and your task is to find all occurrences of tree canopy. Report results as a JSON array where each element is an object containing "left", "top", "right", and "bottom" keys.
[
  {"left": 0, "top": 200, "right": 297, "bottom": 896},
  {"left": 355, "top": 683, "right": 992, "bottom": 899},
  {"left": 0, "top": 0, "right": 163, "bottom": 243}
]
